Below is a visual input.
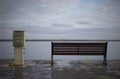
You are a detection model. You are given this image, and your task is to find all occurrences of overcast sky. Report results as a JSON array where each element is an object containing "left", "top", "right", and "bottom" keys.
[{"left": 0, "top": 0, "right": 120, "bottom": 39}]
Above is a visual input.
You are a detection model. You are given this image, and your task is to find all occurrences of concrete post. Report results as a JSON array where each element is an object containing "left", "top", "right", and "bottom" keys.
[{"left": 13, "top": 30, "right": 25, "bottom": 66}]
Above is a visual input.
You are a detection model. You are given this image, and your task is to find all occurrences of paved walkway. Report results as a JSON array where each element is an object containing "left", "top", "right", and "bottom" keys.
[{"left": 0, "top": 60, "right": 120, "bottom": 79}]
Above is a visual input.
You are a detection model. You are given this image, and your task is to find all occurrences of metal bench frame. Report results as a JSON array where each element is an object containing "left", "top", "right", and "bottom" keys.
[{"left": 51, "top": 41, "right": 108, "bottom": 65}]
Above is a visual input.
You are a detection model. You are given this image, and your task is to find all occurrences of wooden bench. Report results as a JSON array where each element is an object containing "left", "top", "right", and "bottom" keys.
[{"left": 51, "top": 41, "right": 108, "bottom": 65}]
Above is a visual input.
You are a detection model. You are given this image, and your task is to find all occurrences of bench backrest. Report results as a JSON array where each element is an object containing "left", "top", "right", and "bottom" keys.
[{"left": 52, "top": 42, "right": 108, "bottom": 55}]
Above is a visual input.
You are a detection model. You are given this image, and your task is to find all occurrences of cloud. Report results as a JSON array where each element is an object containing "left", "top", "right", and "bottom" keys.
[
  {"left": 76, "top": 21, "right": 93, "bottom": 25},
  {"left": 51, "top": 23, "right": 74, "bottom": 29},
  {"left": 0, "top": 0, "right": 120, "bottom": 39}
]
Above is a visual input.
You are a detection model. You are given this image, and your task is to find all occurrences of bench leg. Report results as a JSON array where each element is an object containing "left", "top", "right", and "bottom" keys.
[
  {"left": 51, "top": 55, "right": 53, "bottom": 66},
  {"left": 103, "top": 55, "right": 107, "bottom": 65}
]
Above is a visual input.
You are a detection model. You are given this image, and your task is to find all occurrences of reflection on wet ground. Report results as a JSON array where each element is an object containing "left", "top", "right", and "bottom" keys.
[
  {"left": 0, "top": 60, "right": 120, "bottom": 79},
  {"left": 53, "top": 60, "right": 120, "bottom": 79}
]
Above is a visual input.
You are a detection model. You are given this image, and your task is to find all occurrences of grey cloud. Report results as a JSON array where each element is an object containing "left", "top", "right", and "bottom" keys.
[
  {"left": 22, "top": 26, "right": 67, "bottom": 34},
  {"left": 76, "top": 21, "right": 93, "bottom": 25},
  {"left": 66, "top": 27, "right": 120, "bottom": 35},
  {"left": 0, "top": 0, "right": 120, "bottom": 39},
  {"left": 52, "top": 23, "right": 73, "bottom": 28}
]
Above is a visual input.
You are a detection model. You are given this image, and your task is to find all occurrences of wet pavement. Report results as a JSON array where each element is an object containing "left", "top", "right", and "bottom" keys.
[{"left": 0, "top": 60, "right": 120, "bottom": 79}]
